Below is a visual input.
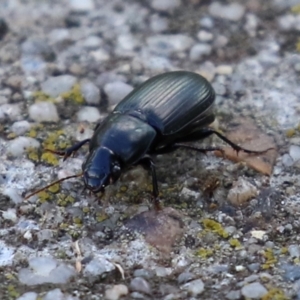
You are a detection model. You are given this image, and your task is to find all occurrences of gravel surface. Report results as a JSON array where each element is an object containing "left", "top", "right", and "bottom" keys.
[{"left": 1, "top": 0, "right": 300, "bottom": 299}]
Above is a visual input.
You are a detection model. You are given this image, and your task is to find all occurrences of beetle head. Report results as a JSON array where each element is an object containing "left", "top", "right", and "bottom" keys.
[{"left": 83, "top": 147, "right": 121, "bottom": 193}]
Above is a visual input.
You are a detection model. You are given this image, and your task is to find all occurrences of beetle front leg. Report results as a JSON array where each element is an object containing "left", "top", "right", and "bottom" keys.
[
  {"left": 46, "top": 138, "right": 90, "bottom": 161},
  {"left": 139, "top": 156, "right": 161, "bottom": 211}
]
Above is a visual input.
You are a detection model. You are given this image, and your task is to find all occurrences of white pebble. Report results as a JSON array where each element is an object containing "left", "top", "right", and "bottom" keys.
[
  {"left": 7, "top": 136, "right": 40, "bottom": 157},
  {"left": 105, "top": 284, "right": 129, "bottom": 300},
  {"left": 151, "top": 0, "right": 181, "bottom": 12},
  {"left": 216, "top": 65, "right": 233, "bottom": 75},
  {"left": 3, "top": 187, "right": 24, "bottom": 204},
  {"left": 104, "top": 81, "right": 133, "bottom": 105},
  {"left": 0, "top": 103, "right": 22, "bottom": 121},
  {"left": 69, "top": 0, "right": 95, "bottom": 12},
  {"left": 183, "top": 279, "right": 205, "bottom": 296},
  {"left": 16, "top": 292, "right": 38, "bottom": 300},
  {"left": 189, "top": 43, "right": 212, "bottom": 61},
  {"left": 209, "top": 2, "right": 245, "bottom": 22},
  {"left": 289, "top": 145, "right": 300, "bottom": 162},
  {"left": 11, "top": 120, "right": 32, "bottom": 136},
  {"left": 28, "top": 102, "right": 59, "bottom": 123},
  {"left": 41, "top": 75, "right": 77, "bottom": 97},
  {"left": 80, "top": 80, "right": 101, "bottom": 105},
  {"left": 90, "top": 49, "right": 110, "bottom": 61},
  {"left": 197, "top": 30, "right": 213, "bottom": 42},
  {"left": 48, "top": 29, "right": 71, "bottom": 46},
  {"left": 77, "top": 106, "right": 101, "bottom": 123},
  {"left": 2, "top": 208, "right": 18, "bottom": 222},
  {"left": 197, "top": 61, "right": 216, "bottom": 82},
  {"left": 0, "top": 240, "right": 15, "bottom": 266}
]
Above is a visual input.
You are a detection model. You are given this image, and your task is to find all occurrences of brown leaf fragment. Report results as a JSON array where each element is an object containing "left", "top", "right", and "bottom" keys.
[
  {"left": 124, "top": 207, "right": 184, "bottom": 253},
  {"left": 214, "top": 118, "right": 277, "bottom": 175}
]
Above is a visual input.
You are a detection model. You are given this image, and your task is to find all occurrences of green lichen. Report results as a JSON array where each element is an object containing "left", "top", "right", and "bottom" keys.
[
  {"left": 202, "top": 219, "right": 229, "bottom": 239},
  {"left": 26, "top": 147, "right": 40, "bottom": 162},
  {"left": 195, "top": 247, "right": 213, "bottom": 258},
  {"left": 82, "top": 206, "right": 90, "bottom": 213},
  {"left": 119, "top": 185, "right": 128, "bottom": 192},
  {"left": 291, "top": 4, "right": 300, "bottom": 14},
  {"left": 96, "top": 212, "right": 108, "bottom": 222},
  {"left": 61, "top": 83, "right": 84, "bottom": 104},
  {"left": 229, "top": 238, "right": 242, "bottom": 249},
  {"left": 57, "top": 194, "right": 75, "bottom": 207},
  {"left": 48, "top": 183, "right": 60, "bottom": 194},
  {"left": 262, "top": 248, "right": 277, "bottom": 269},
  {"left": 262, "top": 288, "right": 288, "bottom": 300},
  {"left": 286, "top": 128, "right": 296, "bottom": 138},
  {"left": 41, "top": 152, "right": 59, "bottom": 165},
  {"left": 37, "top": 190, "right": 51, "bottom": 202},
  {"left": 32, "top": 91, "right": 53, "bottom": 102},
  {"left": 7, "top": 284, "right": 19, "bottom": 298},
  {"left": 73, "top": 216, "right": 83, "bottom": 226}
]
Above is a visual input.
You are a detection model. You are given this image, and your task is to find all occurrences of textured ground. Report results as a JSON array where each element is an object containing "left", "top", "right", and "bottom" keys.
[{"left": 1, "top": 0, "right": 300, "bottom": 299}]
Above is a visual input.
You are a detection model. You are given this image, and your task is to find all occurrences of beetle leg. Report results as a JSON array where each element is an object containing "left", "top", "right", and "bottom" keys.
[
  {"left": 171, "top": 144, "right": 225, "bottom": 155},
  {"left": 176, "top": 128, "right": 273, "bottom": 155},
  {"left": 45, "top": 138, "right": 90, "bottom": 161},
  {"left": 139, "top": 156, "right": 161, "bottom": 210}
]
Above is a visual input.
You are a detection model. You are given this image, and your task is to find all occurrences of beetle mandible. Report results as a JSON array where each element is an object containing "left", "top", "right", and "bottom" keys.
[{"left": 26, "top": 71, "right": 272, "bottom": 207}]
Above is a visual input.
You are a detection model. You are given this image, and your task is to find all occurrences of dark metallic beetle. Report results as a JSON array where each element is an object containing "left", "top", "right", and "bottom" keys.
[{"left": 26, "top": 71, "right": 271, "bottom": 206}]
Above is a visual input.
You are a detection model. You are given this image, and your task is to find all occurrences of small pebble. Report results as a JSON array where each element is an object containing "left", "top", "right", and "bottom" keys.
[
  {"left": 0, "top": 240, "right": 14, "bottom": 266},
  {"left": 105, "top": 284, "right": 129, "bottom": 300},
  {"left": 69, "top": 0, "right": 95, "bottom": 12},
  {"left": 133, "top": 269, "right": 153, "bottom": 279},
  {"left": 104, "top": 81, "right": 133, "bottom": 106},
  {"left": 7, "top": 136, "right": 40, "bottom": 157},
  {"left": 199, "top": 17, "right": 214, "bottom": 28},
  {"left": 130, "top": 277, "right": 151, "bottom": 294},
  {"left": 289, "top": 145, "right": 300, "bottom": 162},
  {"left": 189, "top": 43, "right": 212, "bottom": 61},
  {"left": 150, "top": 15, "right": 168, "bottom": 33},
  {"left": 21, "top": 38, "right": 54, "bottom": 61},
  {"left": 28, "top": 102, "right": 59, "bottom": 123},
  {"left": 197, "top": 30, "right": 213, "bottom": 42},
  {"left": 0, "top": 103, "right": 22, "bottom": 122},
  {"left": 80, "top": 80, "right": 101, "bottom": 105},
  {"left": 197, "top": 61, "right": 216, "bottom": 82},
  {"left": 147, "top": 34, "right": 194, "bottom": 56},
  {"left": 209, "top": 2, "right": 245, "bottom": 22},
  {"left": 18, "top": 257, "right": 76, "bottom": 285},
  {"left": 177, "top": 272, "right": 195, "bottom": 284},
  {"left": 183, "top": 278, "right": 205, "bottom": 296},
  {"left": 41, "top": 75, "right": 77, "bottom": 98},
  {"left": 226, "top": 290, "right": 241, "bottom": 300},
  {"left": 2, "top": 208, "right": 17, "bottom": 222},
  {"left": 83, "top": 258, "right": 115, "bottom": 277},
  {"left": 151, "top": 0, "right": 181, "bottom": 12},
  {"left": 16, "top": 292, "right": 38, "bottom": 300},
  {"left": 77, "top": 106, "right": 101, "bottom": 122},
  {"left": 289, "top": 245, "right": 300, "bottom": 258},
  {"left": 11, "top": 120, "right": 32, "bottom": 136},
  {"left": 216, "top": 65, "right": 233, "bottom": 75},
  {"left": 227, "top": 177, "right": 258, "bottom": 206},
  {"left": 241, "top": 282, "right": 267, "bottom": 298},
  {"left": 82, "top": 36, "right": 103, "bottom": 49},
  {"left": 3, "top": 187, "right": 24, "bottom": 204}
]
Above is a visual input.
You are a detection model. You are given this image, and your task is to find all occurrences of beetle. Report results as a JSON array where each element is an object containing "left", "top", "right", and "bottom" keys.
[{"left": 25, "top": 71, "right": 272, "bottom": 208}]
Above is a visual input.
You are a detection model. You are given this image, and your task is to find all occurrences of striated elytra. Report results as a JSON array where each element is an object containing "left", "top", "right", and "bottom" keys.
[{"left": 26, "top": 71, "right": 272, "bottom": 208}]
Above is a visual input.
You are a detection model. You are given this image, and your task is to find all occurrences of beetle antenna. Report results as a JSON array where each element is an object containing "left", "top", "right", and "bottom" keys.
[{"left": 25, "top": 173, "right": 83, "bottom": 200}]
